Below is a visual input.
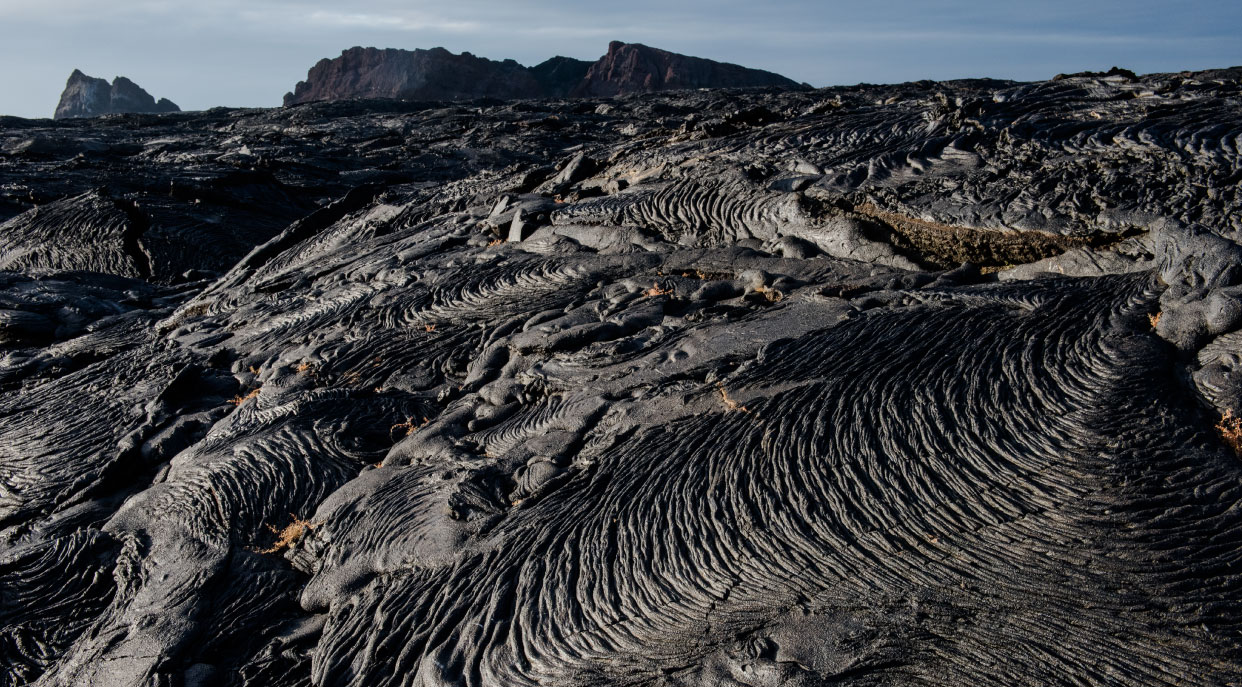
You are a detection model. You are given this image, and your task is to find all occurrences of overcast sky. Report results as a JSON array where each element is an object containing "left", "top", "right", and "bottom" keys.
[{"left": 1, "top": 0, "right": 1238, "bottom": 119}]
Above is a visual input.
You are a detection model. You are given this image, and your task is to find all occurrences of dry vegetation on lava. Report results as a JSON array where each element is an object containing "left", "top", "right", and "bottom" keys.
[{"left": 1, "top": 67, "right": 1242, "bottom": 686}]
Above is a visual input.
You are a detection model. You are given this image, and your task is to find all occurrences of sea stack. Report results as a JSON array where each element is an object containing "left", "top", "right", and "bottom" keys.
[{"left": 54, "top": 70, "right": 180, "bottom": 119}]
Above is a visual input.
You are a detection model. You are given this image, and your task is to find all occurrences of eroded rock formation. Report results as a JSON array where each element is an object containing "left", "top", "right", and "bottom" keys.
[
  {"left": 53, "top": 70, "right": 180, "bottom": 120},
  {"left": 2, "top": 66, "right": 1242, "bottom": 686}
]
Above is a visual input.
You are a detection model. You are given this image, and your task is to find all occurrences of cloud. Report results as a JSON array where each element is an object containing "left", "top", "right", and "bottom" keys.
[
  {"left": 303, "top": 11, "right": 482, "bottom": 33},
  {"left": 2, "top": 0, "right": 1236, "bottom": 47}
]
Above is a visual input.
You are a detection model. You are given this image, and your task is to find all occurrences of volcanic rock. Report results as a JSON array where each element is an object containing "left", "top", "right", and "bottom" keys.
[
  {"left": 0, "top": 188, "right": 152, "bottom": 278},
  {"left": 54, "top": 70, "right": 180, "bottom": 119},
  {"left": 2, "top": 67, "right": 1242, "bottom": 687}
]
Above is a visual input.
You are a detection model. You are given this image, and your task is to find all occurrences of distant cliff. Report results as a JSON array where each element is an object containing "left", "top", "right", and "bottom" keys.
[
  {"left": 283, "top": 42, "right": 799, "bottom": 106},
  {"left": 54, "top": 70, "right": 179, "bottom": 119},
  {"left": 283, "top": 47, "right": 544, "bottom": 106},
  {"left": 572, "top": 41, "right": 798, "bottom": 97}
]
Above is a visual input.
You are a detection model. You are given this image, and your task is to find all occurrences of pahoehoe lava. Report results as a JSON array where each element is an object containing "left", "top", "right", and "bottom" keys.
[{"left": 2, "top": 66, "right": 1242, "bottom": 686}]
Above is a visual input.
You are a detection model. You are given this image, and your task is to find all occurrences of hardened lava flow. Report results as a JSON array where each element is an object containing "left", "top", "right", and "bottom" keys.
[{"left": 2, "top": 67, "right": 1242, "bottom": 686}]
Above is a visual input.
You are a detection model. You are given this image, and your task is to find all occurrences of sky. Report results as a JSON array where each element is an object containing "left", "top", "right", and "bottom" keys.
[{"left": 0, "top": 0, "right": 1239, "bottom": 119}]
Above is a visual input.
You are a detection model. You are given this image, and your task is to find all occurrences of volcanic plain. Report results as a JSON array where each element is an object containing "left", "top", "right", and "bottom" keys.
[{"left": 1, "top": 67, "right": 1241, "bottom": 686}]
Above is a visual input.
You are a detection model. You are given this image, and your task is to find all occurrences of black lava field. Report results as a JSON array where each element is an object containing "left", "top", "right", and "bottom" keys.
[{"left": 2, "top": 68, "right": 1242, "bottom": 686}]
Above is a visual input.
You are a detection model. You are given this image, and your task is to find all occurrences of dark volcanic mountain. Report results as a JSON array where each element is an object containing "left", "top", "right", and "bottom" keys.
[
  {"left": 2, "top": 67, "right": 1242, "bottom": 686},
  {"left": 528, "top": 55, "right": 595, "bottom": 98},
  {"left": 283, "top": 47, "right": 545, "bottom": 106},
  {"left": 573, "top": 40, "right": 800, "bottom": 97},
  {"left": 283, "top": 41, "right": 797, "bottom": 106},
  {"left": 54, "top": 70, "right": 180, "bottom": 119}
]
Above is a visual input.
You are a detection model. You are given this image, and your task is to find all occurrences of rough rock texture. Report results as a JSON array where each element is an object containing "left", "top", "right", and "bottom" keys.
[
  {"left": 53, "top": 70, "right": 179, "bottom": 120},
  {"left": 284, "top": 42, "right": 798, "bottom": 106},
  {"left": 2, "top": 67, "right": 1242, "bottom": 686},
  {"left": 572, "top": 41, "right": 800, "bottom": 97}
]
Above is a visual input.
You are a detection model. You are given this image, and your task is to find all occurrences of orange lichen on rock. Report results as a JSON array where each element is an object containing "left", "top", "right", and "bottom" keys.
[
  {"left": 1217, "top": 410, "right": 1242, "bottom": 456},
  {"left": 717, "top": 382, "right": 752, "bottom": 414},
  {"left": 391, "top": 416, "right": 431, "bottom": 438},
  {"left": 228, "top": 388, "right": 260, "bottom": 405},
  {"left": 257, "top": 515, "right": 318, "bottom": 554}
]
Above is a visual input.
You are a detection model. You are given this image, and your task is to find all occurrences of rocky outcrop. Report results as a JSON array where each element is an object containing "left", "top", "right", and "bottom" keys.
[
  {"left": 54, "top": 70, "right": 179, "bottom": 119},
  {"left": 283, "top": 47, "right": 543, "bottom": 106},
  {"left": 284, "top": 42, "right": 799, "bottom": 106},
  {"left": 572, "top": 41, "right": 800, "bottom": 97}
]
